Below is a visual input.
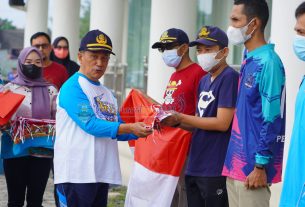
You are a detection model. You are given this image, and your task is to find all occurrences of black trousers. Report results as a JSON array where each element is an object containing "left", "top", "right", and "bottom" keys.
[
  {"left": 3, "top": 156, "right": 52, "bottom": 207},
  {"left": 185, "top": 175, "right": 229, "bottom": 207},
  {"left": 56, "top": 182, "right": 109, "bottom": 207}
]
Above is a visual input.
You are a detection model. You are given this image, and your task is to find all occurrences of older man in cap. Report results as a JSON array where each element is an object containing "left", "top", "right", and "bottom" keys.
[
  {"left": 53, "top": 30, "right": 152, "bottom": 207},
  {"left": 163, "top": 26, "right": 239, "bottom": 207}
]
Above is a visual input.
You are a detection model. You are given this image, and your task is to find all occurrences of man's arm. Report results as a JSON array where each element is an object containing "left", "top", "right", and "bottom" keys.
[
  {"left": 246, "top": 59, "right": 285, "bottom": 189},
  {"left": 177, "top": 108, "right": 235, "bottom": 132},
  {"left": 162, "top": 70, "right": 238, "bottom": 132},
  {"left": 116, "top": 114, "right": 152, "bottom": 141},
  {"left": 59, "top": 81, "right": 152, "bottom": 139},
  {"left": 255, "top": 60, "right": 285, "bottom": 166}
]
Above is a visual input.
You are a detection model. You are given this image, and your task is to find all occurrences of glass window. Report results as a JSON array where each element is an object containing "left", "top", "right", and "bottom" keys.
[
  {"left": 197, "top": 0, "right": 272, "bottom": 65},
  {"left": 126, "top": 0, "right": 151, "bottom": 89}
]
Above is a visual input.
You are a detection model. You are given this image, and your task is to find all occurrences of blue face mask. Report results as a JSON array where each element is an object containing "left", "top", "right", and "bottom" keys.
[
  {"left": 162, "top": 49, "right": 182, "bottom": 68},
  {"left": 293, "top": 34, "right": 305, "bottom": 61}
]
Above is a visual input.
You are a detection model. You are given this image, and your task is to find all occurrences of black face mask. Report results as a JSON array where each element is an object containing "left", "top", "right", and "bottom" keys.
[{"left": 21, "top": 64, "right": 42, "bottom": 79}]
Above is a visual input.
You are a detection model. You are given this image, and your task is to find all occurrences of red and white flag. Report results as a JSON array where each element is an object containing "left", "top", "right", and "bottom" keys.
[{"left": 121, "top": 89, "right": 191, "bottom": 207}]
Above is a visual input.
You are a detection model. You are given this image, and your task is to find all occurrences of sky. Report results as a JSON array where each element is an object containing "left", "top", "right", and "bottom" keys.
[
  {"left": 0, "top": 0, "right": 26, "bottom": 29},
  {"left": 0, "top": 0, "right": 89, "bottom": 29}
]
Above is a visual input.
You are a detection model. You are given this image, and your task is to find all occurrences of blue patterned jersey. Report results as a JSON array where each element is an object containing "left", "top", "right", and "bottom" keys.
[{"left": 222, "top": 44, "right": 286, "bottom": 183}]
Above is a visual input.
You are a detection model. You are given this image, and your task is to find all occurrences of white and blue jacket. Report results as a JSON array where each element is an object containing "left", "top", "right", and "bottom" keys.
[{"left": 54, "top": 72, "right": 136, "bottom": 185}]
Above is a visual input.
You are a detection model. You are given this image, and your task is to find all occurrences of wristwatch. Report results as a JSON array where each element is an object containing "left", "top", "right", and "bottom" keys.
[{"left": 255, "top": 163, "right": 265, "bottom": 170}]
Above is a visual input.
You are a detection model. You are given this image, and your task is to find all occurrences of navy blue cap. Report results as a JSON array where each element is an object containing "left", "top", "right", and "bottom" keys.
[
  {"left": 152, "top": 28, "right": 189, "bottom": 49},
  {"left": 79, "top": 29, "right": 115, "bottom": 55},
  {"left": 189, "top": 26, "right": 228, "bottom": 48}
]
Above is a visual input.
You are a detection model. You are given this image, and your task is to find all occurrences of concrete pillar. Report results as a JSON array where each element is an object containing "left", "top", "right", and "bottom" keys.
[
  {"left": 24, "top": 0, "right": 48, "bottom": 47},
  {"left": 90, "top": 0, "right": 125, "bottom": 63},
  {"left": 269, "top": 1, "right": 304, "bottom": 206},
  {"left": 121, "top": 0, "right": 129, "bottom": 65},
  {"left": 117, "top": 0, "right": 132, "bottom": 186},
  {"left": 52, "top": 0, "right": 80, "bottom": 61},
  {"left": 90, "top": 0, "right": 129, "bottom": 185},
  {"left": 147, "top": 0, "right": 197, "bottom": 103}
]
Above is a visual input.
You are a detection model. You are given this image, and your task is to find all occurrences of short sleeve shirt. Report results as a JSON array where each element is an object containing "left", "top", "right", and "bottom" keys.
[
  {"left": 186, "top": 66, "right": 239, "bottom": 177},
  {"left": 162, "top": 63, "right": 206, "bottom": 115}
]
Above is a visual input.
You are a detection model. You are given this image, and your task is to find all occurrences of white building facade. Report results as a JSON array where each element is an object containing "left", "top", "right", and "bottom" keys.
[{"left": 17, "top": 0, "right": 305, "bottom": 206}]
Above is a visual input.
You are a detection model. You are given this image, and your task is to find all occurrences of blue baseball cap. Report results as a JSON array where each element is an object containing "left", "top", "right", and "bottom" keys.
[
  {"left": 152, "top": 28, "right": 189, "bottom": 49},
  {"left": 189, "top": 26, "right": 228, "bottom": 48},
  {"left": 79, "top": 29, "right": 115, "bottom": 55}
]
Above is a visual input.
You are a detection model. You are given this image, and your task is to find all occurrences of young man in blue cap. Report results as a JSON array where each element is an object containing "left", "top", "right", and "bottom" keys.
[
  {"left": 223, "top": 0, "right": 286, "bottom": 206},
  {"left": 280, "top": 2, "right": 305, "bottom": 206},
  {"left": 162, "top": 26, "right": 239, "bottom": 207},
  {"left": 53, "top": 29, "right": 153, "bottom": 207}
]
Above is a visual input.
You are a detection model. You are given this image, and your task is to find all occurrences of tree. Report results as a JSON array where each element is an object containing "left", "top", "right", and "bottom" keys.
[
  {"left": 79, "top": 0, "right": 90, "bottom": 39},
  {"left": 0, "top": 18, "right": 16, "bottom": 30}
]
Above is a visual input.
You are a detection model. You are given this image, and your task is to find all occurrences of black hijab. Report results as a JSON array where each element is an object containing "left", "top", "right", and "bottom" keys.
[{"left": 50, "top": 36, "right": 79, "bottom": 77}]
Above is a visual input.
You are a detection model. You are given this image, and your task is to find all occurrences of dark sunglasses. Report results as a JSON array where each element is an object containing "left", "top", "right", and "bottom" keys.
[
  {"left": 33, "top": 44, "right": 49, "bottom": 49},
  {"left": 158, "top": 43, "right": 181, "bottom": 53}
]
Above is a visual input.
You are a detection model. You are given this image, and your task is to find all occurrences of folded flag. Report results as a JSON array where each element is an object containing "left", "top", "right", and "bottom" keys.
[
  {"left": 121, "top": 89, "right": 191, "bottom": 207},
  {"left": 0, "top": 91, "right": 25, "bottom": 126}
]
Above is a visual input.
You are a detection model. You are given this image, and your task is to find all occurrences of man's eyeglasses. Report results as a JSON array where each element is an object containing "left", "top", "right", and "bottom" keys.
[
  {"left": 55, "top": 46, "right": 69, "bottom": 50},
  {"left": 33, "top": 44, "right": 49, "bottom": 49},
  {"left": 158, "top": 43, "right": 181, "bottom": 53}
]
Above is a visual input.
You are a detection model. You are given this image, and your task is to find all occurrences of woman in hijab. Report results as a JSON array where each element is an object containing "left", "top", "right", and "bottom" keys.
[
  {"left": 50, "top": 36, "right": 79, "bottom": 77},
  {"left": 0, "top": 47, "right": 57, "bottom": 207}
]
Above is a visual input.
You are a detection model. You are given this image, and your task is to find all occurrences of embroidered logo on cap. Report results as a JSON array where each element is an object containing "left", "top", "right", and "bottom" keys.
[
  {"left": 160, "top": 31, "right": 176, "bottom": 43},
  {"left": 96, "top": 34, "right": 107, "bottom": 45},
  {"left": 198, "top": 27, "right": 210, "bottom": 38},
  {"left": 198, "top": 27, "right": 217, "bottom": 42}
]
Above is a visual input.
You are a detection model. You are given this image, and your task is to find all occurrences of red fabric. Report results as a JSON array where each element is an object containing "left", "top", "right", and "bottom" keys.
[
  {"left": 121, "top": 89, "right": 157, "bottom": 149},
  {"left": 0, "top": 91, "right": 25, "bottom": 125},
  {"left": 161, "top": 63, "right": 206, "bottom": 115},
  {"left": 121, "top": 65, "right": 205, "bottom": 176},
  {"left": 120, "top": 89, "right": 191, "bottom": 176},
  {"left": 43, "top": 62, "right": 69, "bottom": 90},
  {"left": 134, "top": 128, "right": 191, "bottom": 176}
]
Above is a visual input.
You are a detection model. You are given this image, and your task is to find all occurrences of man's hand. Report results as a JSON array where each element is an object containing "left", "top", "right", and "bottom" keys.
[
  {"left": 245, "top": 167, "right": 267, "bottom": 189},
  {"left": 130, "top": 122, "right": 153, "bottom": 138},
  {"left": 161, "top": 112, "right": 180, "bottom": 127}
]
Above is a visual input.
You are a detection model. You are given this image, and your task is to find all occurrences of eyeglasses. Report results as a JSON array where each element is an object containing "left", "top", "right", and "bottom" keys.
[
  {"left": 158, "top": 43, "right": 181, "bottom": 53},
  {"left": 55, "top": 46, "right": 69, "bottom": 50},
  {"left": 33, "top": 44, "right": 49, "bottom": 49}
]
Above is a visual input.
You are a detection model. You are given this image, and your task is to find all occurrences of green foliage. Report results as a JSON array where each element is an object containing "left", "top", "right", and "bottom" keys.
[
  {"left": 0, "top": 18, "right": 16, "bottom": 30},
  {"left": 79, "top": 0, "right": 90, "bottom": 39},
  {"left": 107, "top": 186, "right": 127, "bottom": 207}
]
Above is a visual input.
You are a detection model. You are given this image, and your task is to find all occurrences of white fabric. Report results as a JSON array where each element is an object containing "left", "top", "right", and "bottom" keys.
[
  {"left": 54, "top": 75, "right": 121, "bottom": 184},
  {"left": 125, "top": 162, "right": 179, "bottom": 207}
]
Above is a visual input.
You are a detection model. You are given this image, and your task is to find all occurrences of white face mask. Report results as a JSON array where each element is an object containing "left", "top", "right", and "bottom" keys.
[
  {"left": 197, "top": 50, "right": 223, "bottom": 72},
  {"left": 162, "top": 49, "right": 182, "bottom": 68},
  {"left": 227, "top": 19, "right": 255, "bottom": 45}
]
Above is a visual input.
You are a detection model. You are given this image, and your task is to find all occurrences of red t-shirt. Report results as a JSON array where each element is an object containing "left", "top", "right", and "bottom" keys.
[
  {"left": 43, "top": 62, "right": 69, "bottom": 90},
  {"left": 162, "top": 63, "right": 207, "bottom": 115}
]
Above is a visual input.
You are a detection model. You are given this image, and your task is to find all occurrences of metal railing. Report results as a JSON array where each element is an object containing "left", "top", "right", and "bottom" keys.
[{"left": 103, "top": 61, "right": 127, "bottom": 107}]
